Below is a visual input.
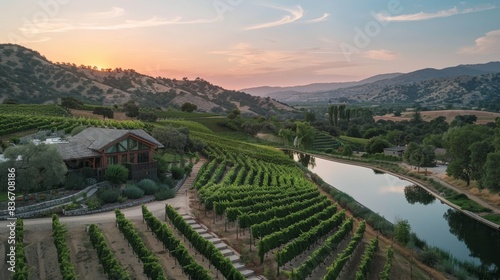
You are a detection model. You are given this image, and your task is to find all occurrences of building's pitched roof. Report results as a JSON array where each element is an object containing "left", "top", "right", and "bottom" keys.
[
  {"left": 57, "top": 139, "right": 101, "bottom": 160},
  {"left": 57, "top": 127, "right": 163, "bottom": 160}
]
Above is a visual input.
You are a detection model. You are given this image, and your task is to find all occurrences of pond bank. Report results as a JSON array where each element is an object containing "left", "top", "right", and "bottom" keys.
[{"left": 282, "top": 148, "right": 499, "bottom": 231}]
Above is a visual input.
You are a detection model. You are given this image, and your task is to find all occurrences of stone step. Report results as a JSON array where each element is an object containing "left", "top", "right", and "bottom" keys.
[
  {"left": 228, "top": 255, "right": 240, "bottom": 263},
  {"left": 208, "top": 238, "right": 221, "bottom": 244},
  {"left": 195, "top": 228, "right": 207, "bottom": 234},
  {"left": 200, "top": 233, "right": 214, "bottom": 239},
  {"left": 246, "top": 276, "right": 261, "bottom": 280},
  {"left": 190, "top": 224, "right": 202, "bottom": 229},
  {"left": 180, "top": 214, "right": 191, "bottom": 219},
  {"left": 215, "top": 242, "right": 227, "bottom": 250},
  {"left": 240, "top": 270, "right": 254, "bottom": 277},
  {"left": 186, "top": 219, "right": 197, "bottom": 225},
  {"left": 220, "top": 249, "right": 234, "bottom": 257},
  {"left": 233, "top": 263, "right": 245, "bottom": 270}
]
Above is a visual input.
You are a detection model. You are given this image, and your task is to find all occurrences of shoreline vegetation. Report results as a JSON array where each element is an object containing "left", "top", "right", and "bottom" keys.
[
  {"left": 283, "top": 148, "right": 498, "bottom": 279},
  {"left": 283, "top": 148, "right": 500, "bottom": 228}
]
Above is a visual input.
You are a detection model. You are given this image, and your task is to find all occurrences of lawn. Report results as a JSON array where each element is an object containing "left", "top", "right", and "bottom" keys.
[
  {"left": 447, "top": 193, "right": 492, "bottom": 213},
  {"left": 339, "top": 135, "right": 370, "bottom": 145},
  {"left": 483, "top": 213, "right": 500, "bottom": 224}
]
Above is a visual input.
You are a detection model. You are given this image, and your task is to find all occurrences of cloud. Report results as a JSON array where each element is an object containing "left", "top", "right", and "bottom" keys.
[
  {"left": 7, "top": 35, "right": 51, "bottom": 44},
  {"left": 459, "top": 29, "right": 500, "bottom": 54},
  {"left": 211, "top": 43, "right": 303, "bottom": 67},
  {"left": 379, "top": 186, "right": 405, "bottom": 194},
  {"left": 304, "top": 13, "right": 329, "bottom": 23},
  {"left": 87, "top": 7, "right": 125, "bottom": 19},
  {"left": 18, "top": 16, "right": 220, "bottom": 34},
  {"left": 363, "top": 49, "right": 400, "bottom": 60},
  {"left": 243, "top": 5, "right": 303, "bottom": 31},
  {"left": 375, "top": 5, "right": 495, "bottom": 22},
  {"left": 211, "top": 43, "right": 355, "bottom": 77}
]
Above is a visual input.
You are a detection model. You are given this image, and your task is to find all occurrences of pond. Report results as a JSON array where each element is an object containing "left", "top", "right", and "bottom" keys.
[{"left": 289, "top": 151, "right": 500, "bottom": 276}]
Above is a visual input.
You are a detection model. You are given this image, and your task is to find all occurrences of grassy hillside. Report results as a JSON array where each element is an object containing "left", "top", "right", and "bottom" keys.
[{"left": 0, "top": 44, "right": 294, "bottom": 116}]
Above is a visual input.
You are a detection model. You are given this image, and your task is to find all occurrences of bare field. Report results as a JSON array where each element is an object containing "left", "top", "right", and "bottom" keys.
[{"left": 375, "top": 110, "right": 500, "bottom": 124}]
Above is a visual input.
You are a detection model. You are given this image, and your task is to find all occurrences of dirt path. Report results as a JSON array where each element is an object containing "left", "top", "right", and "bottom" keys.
[
  {"left": 67, "top": 226, "right": 107, "bottom": 280},
  {"left": 432, "top": 176, "right": 500, "bottom": 213},
  {"left": 402, "top": 163, "right": 500, "bottom": 214},
  {"left": 23, "top": 228, "right": 62, "bottom": 280},
  {"left": 99, "top": 222, "right": 148, "bottom": 280},
  {"left": 130, "top": 219, "right": 189, "bottom": 280}
]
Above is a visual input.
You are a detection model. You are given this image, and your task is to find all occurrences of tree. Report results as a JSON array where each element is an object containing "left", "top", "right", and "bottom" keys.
[
  {"left": 61, "top": 97, "right": 83, "bottom": 109},
  {"left": 295, "top": 122, "right": 315, "bottom": 149},
  {"left": 419, "top": 144, "right": 436, "bottom": 173},
  {"left": 393, "top": 219, "right": 411, "bottom": 245},
  {"left": 332, "top": 106, "right": 339, "bottom": 127},
  {"left": 404, "top": 142, "right": 436, "bottom": 173},
  {"left": 410, "top": 110, "right": 422, "bottom": 123},
  {"left": 386, "top": 130, "right": 406, "bottom": 146},
  {"left": 365, "top": 137, "right": 391, "bottom": 154},
  {"left": 1, "top": 143, "right": 67, "bottom": 196},
  {"left": 443, "top": 125, "right": 492, "bottom": 186},
  {"left": 482, "top": 152, "right": 500, "bottom": 190},
  {"left": 304, "top": 111, "right": 316, "bottom": 122},
  {"left": 423, "top": 134, "right": 444, "bottom": 148},
  {"left": 278, "top": 128, "right": 295, "bottom": 146},
  {"left": 92, "top": 107, "right": 114, "bottom": 119},
  {"left": 342, "top": 144, "right": 353, "bottom": 156},
  {"left": 469, "top": 140, "right": 494, "bottom": 183},
  {"left": 403, "top": 142, "right": 420, "bottom": 167},
  {"left": 123, "top": 100, "right": 139, "bottom": 118},
  {"left": 451, "top": 115, "right": 477, "bottom": 127},
  {"left": 152, "top": 126, "right": 189, "bottom": 153},
  {"left": 338, "top": 104, "right": 346, "bottom": 120},
  {"left": 181, "top": 102, "right": 197, "bottom": 112},
  {"left": 227, "top": 109, "right": 240, "bottom": 119},
  {"left": 327, "top": 105, "right": 334, "bottom": 126},
  {"left": 137, "top": 112, "right": 158, "bottom": 122},
  {"left": 2, "top": 98, "right": 18, "bottom": 104},
  {"left": 105, "top": 164, "right": 129, "bottom": 185},
  {"left": 241, "top": 121, "right": 263, "bottom": 136}
]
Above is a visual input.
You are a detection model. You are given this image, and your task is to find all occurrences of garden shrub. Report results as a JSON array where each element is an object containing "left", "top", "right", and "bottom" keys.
[
  {"left": 154, "top": 188, "right": 175, "bottom": 201},
  {"left": 418, "top": 248, "right": 440, "bottom": 267},
  {"left": 162, "top": 176, "right": 174, "bottom": 188},
  {"left": 105, "top": 164, "right": 129, "bottom": 185},
  {"left": 123, "top": 184, "right": 144, "bottom": 199},
  {"left": 86, "top": 197, "right": 101, "bottom": 210},
  {"left": 170, "top": 166, "right": 185, "bottom": 180},
  {"left": 137, "top": 179, "right": 159, "bottom": 195},
  {"left": 98, "top": 188, "right": 121, "bottom": 203}
]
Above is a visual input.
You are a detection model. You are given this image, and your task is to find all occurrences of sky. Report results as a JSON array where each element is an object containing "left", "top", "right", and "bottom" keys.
[{"left": 1, "top": 0, "right": 499, "bottom": 89}]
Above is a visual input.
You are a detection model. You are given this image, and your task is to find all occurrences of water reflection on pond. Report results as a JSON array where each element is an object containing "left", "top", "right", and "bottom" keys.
[{"left": 287, "top": 151, "right": 500, "bottom": 276}]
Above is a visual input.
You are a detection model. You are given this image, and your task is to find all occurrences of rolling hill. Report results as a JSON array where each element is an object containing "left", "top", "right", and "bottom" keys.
[
  {"left": 0, "top": 44, "right": 292, "bottom": 116},
  {"left": 240, "top": 72, "right": 402, "bottom": 97},
  {"left": 254, "top": 62, "right": 500, "bottom": 108}
]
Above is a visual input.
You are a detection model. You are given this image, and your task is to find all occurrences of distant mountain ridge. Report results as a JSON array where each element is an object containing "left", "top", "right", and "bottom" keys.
[
  {"left": 244, "top": 61, "right": 500, "bottom": 108},
  {"left": 240, "top": 73, "right": 402, "bottom": 97},
  {"left": 388, "top": 62, "right": 500, "bottom": 85},
  {"left": 0, "top": 44, "right": 292, "bottom": 115}
]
